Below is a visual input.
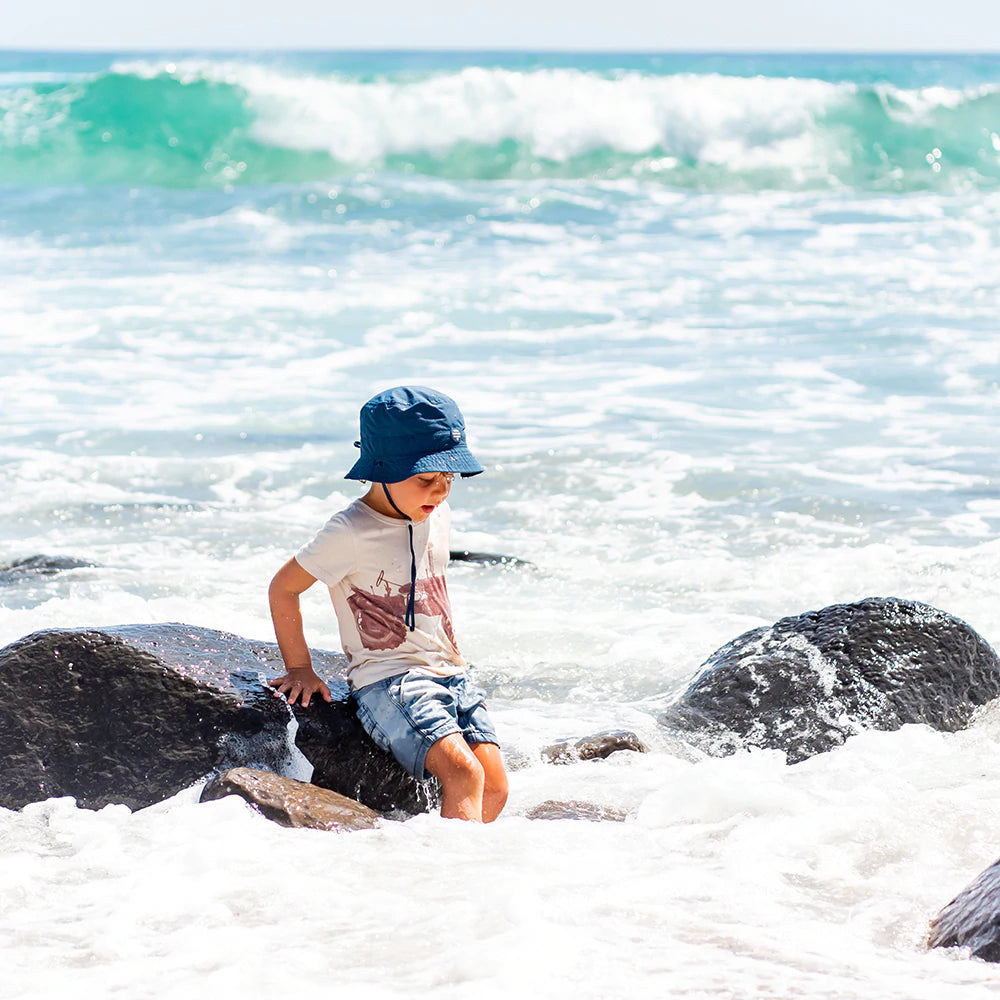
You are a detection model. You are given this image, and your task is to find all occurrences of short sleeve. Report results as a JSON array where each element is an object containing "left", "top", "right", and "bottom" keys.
[{"left": 295, "top": 510, "right": 357, "bottom": 588}]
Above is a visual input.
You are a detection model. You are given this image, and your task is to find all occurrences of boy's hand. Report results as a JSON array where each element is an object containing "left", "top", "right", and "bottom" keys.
[{"left": 268, "top": 668, "right": 332, "bottom": 708}]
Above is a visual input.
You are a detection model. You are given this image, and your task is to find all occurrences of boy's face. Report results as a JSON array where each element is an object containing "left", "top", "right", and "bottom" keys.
[{"left": 366, "top": 472, "right": 453, "bottom": 522}]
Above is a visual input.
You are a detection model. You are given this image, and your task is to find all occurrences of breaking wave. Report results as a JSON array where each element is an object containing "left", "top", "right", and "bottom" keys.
[{"left": 2, "top": 59, "right": 999, "bottom": 190}]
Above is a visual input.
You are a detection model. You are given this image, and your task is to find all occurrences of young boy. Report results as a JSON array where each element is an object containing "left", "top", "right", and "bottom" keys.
[{"left": 268, "top": 386, "right": 508, "bottom": 823}]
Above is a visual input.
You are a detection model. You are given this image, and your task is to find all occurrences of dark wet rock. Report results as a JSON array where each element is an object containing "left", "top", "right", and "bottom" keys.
[
  {"left": 659, "top": 597, "right": 1000, "bottom": 764},
  {"left": 449, "top": 550, "right": 534, "bottom": 569},
  {"left": 929, "top": 857, "right": 1000, "bottom": 961},
  {"left": 289, "top": 693, "right": 438, "bottom": 818},
  {"left": 200, "top": 767, "right": 381, "bottom": 832},
  {"left": 0, "top": 555, "right": 98, "bottom": 585},
  {"left": 526, "top": 799, "right": 628, "bottom": 822},
  {"left": 0, "top": 623, "right": 435, "bottom": 815},
  {"left": 542, "top": 729, "right": 648, "bottom": 764}
]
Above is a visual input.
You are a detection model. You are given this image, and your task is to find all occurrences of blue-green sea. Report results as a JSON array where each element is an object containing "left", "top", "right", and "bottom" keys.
[
  {"left": 3, "top": 51, "right": 1000, "bottom": 188},
  {"left": 2, "top": 50, "right": 1000, "bottom": 1000}
]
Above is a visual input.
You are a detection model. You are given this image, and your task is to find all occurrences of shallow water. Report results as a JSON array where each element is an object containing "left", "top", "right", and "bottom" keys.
[{"left": 2, "top": 49, "right": 1000, "bottom": 999}]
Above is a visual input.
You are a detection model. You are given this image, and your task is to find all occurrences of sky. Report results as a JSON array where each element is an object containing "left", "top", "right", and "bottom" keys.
[{"left": 4, "top": 0, "right": 1000, "bottom": 52}]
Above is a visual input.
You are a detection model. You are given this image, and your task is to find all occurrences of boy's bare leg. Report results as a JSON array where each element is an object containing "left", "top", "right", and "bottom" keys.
[
  {"left": 425, "top": 733, "right": 486, "bottom": 821},
  {"left": 472, "top": 742, "right": 508, "bottom": 823}
]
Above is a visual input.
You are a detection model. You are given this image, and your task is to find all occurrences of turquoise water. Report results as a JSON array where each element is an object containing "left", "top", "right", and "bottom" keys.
[
  {"left": 3, "top": 51, "right": 1000, "bottom": 188},
  {"left": 2, "top": 49, "right": 1000, "bottom": 1000}
]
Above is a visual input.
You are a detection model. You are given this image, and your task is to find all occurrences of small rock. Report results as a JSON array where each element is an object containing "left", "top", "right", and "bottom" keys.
[
  {"left": 542, "top": 729, "right": 648, "bottom": 764},
  {"left": 526, "top": 800, "right": 628, "bottom": 822},
  {"left": 449, "top": 550, "right": 534, "bottom": 569},
  {"left": 201, "top": 767, "right": 381, "bottom": 832}
]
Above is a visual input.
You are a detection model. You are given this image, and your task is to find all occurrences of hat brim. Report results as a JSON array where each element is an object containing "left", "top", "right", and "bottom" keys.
[{"left": 345, "top": 445, "right": 484, "bottom": 482}]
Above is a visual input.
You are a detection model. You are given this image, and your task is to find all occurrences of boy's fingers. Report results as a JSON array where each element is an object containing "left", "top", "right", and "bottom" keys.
[{"left": 266, "top": 675, "right": 332, "bottom": 706}]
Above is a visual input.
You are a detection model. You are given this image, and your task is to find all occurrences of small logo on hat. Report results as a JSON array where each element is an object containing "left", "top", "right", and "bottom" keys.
[{"left": 451, "top": 428, "right": 462, "bottom": 442}]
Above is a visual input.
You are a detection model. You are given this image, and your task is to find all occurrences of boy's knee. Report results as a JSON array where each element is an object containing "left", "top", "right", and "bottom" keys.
[
  {"left": 488, "top": 771, "right": 509, "bottom": 800},
  {"left": 484, "top": 761, "right": 508, "bottom": 796},
  {"left": 426, "top": 733, "right": 485, "bottom": 787},
  {"left": 480, "top": 771, "right": 507, "bottom": 823},
  {"left": 473, "top": 744, "right": 508, "bottom": 820},
  {"left": 454, "top": 752, "right": 486, "bottom": 788}
]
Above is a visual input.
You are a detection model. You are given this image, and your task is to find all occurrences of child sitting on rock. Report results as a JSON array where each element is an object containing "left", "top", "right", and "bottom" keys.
[{"left": 268, "top": 386, "right": 508, "bottom": 823}]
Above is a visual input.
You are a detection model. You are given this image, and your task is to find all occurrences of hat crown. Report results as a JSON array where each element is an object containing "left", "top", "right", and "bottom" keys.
[
  {"left": 360, "top": 387, "right": 465, "bottom": 457},
  {"left": 345, "top": 386, "right": 483, "bottom": 482}
]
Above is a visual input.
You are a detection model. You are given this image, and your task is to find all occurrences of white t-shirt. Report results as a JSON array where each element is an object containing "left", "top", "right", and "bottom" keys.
[{"left": 295, "top": 498, "right": 466, "bottom": 690}]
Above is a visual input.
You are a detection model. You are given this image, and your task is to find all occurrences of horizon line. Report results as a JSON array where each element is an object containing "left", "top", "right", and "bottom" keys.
[{"left": 3, "top": 45, "right": 1000, "bottom": 56}]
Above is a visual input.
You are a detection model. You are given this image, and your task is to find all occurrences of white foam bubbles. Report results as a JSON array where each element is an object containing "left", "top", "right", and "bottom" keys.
[{"left": 5, "top": 724, "right": 1000, "bottom": 998}]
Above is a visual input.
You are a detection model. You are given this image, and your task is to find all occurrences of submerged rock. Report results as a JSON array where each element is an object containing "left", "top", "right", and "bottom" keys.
[
  {"left": 929, "top": 858, "right": 1000, "bottom": 961},
  {"left": 200, "top": 767, "right": 381, "bottom": 832},
  {"left": 0, "top": 554, "right": 98, "bottom": 585},
  {"left": 542, "top": 729, "right": 648, "bottom": 764},
  {"left": 0, "top": 624, "right": 435, "bottom": 815},
  {"left": 449, "top": 549, "right": 534, "bottom": 569},
  {"left": 525, "top": 799, "right": 628, "bottom": 822},
  {"left": 659, "top": 597, "right": 1000, "bottom": 763}
]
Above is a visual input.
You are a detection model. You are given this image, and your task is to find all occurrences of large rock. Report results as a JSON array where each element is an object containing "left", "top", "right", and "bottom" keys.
[
  {"left": 929, "top": 858, "right": 1000, "bottom": 961},
  {"left": 0, "top": 623, "right": 435, "bottom": 815},
  {"left": 659, "top": 597, "right": 1000, "bottom": 763}
]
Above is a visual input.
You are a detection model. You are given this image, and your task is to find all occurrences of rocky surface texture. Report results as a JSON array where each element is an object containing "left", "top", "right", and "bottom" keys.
[
  {"left": 659, "top": 597, "right": 1000, "bottom": 763},
  {"left": 542, "top": 729, "right": 648, "bottom": 764},
  {"left": 3, "top": 595, "right": 998, "bottom": 818},
  {"left": 0, "top": 623, "right": 435, "bottom": 815},
  {"left": 200, "top": 767, "right": 381, "bottom": 832},
  {"left": 929, "top": 858, "right": 1000, "bottom": 961}
]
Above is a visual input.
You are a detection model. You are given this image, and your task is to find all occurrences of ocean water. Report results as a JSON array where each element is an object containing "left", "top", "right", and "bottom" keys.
[{"left": 2, "top": 49, "right": 1000, "bottom": 998}]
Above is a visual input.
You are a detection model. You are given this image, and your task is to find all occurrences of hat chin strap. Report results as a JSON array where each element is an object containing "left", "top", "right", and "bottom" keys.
[{"left": 382, "top": 484, "right": 417, "bottom": 631}]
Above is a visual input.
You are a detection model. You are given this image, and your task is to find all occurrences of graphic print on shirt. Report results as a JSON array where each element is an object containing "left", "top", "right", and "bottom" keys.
[{"left": 346, "top": 557, "right": 458, "bottom": 652}]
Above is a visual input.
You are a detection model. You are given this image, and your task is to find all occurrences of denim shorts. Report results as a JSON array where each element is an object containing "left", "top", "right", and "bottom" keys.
[{"left": 353, "top": 671, "right": 498, "bottom": 781}]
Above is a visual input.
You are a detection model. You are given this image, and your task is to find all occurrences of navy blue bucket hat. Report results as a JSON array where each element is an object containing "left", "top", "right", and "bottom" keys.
[{"left": 345, "top": 386, "right": 484, "bottom": 482}]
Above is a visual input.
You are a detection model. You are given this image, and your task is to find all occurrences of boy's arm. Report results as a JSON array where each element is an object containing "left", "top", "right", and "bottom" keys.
[{"left": 267, "top": 557, "right": 333, "bottom": 707}]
